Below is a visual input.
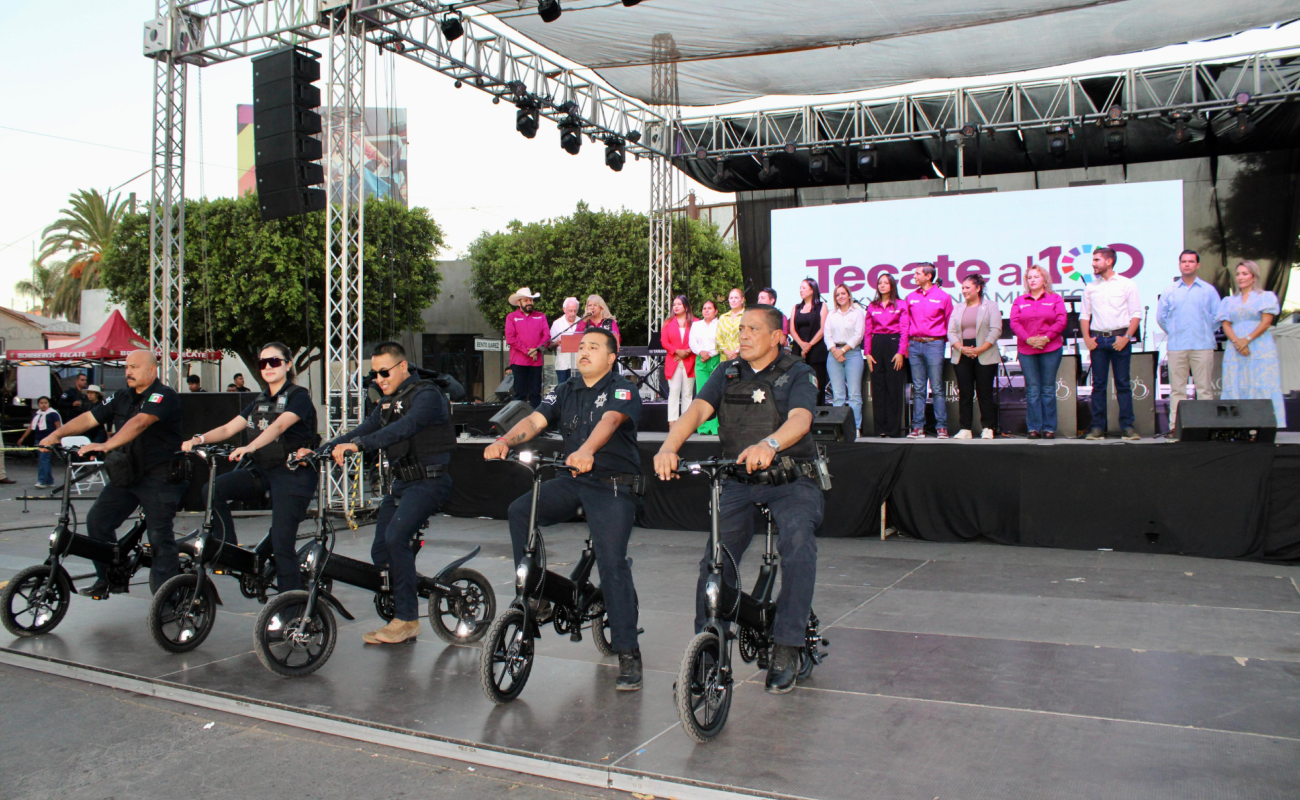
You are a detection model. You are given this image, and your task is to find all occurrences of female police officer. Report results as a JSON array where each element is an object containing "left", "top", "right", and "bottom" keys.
[{"left": 182, "top": 343, "right": 318, "bottom": 593}]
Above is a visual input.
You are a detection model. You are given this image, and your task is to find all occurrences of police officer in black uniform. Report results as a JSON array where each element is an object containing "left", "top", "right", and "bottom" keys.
[
  {"left": 323, "top": 341, "right": 456, "bottom": 645},
  {"left": 654, "top": 305, "right": 825, "bottom": 694},
  {"left": 40, "top": 350, "right": 186, "bottom": 599},
  {"left": 183, "top": 343, "right": 318, "bottom": 591},
  {"left": 484, "top": 327, "right": 645, "bottom": 690},
  {"left": 57, "top": 373, "right": 89, "bottom": 421}
]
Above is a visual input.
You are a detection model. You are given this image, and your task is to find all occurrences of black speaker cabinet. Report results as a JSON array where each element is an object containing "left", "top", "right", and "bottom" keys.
[
  {"left": 811, "top": 405, "right": 855, "bottom": 443},
  {"left": 1174, "top": 399, "right": 1276, "bottom": 443}
]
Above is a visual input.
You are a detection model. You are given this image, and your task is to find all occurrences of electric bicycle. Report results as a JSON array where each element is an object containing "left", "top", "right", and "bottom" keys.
[
  {"left": 1, "top": 445, "right": 156, "bottom": 637},
  {"left": 674, "top": 458, "right": 829, "bottom": 742},
  {"left": 252, "top": 446, "right": 496, "bottom": 677},
  {"left": 479, "top": 450, "right": 637, "bottom": 704}
]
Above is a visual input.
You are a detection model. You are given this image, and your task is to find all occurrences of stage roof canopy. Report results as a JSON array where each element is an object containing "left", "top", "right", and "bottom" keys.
[{"left": 482, "top": 1, "right": 1300, "bottom": 106}]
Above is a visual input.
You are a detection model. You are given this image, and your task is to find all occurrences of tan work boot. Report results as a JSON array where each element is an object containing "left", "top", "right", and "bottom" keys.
[{"left": 362, "top": 618, "right": 420, "bottom": 645}]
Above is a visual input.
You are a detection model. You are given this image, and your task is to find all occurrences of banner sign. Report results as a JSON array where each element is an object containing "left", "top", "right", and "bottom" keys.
[{"left": 771, "top": 181, "right": 1185, "bottom": 325}]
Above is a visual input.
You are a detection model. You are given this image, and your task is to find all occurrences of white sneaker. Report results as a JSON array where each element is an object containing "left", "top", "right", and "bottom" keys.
[
  {"left": 981, "top": 428, "right": 994, "bottom": 439},
  {"left": 953, "top": 429, "right": 973, "bottom": 439}
]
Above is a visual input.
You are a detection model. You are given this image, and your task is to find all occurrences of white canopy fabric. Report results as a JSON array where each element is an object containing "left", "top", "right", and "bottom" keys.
[{"left": 483, "top": 1, "right": 1300, "bottom": 106}]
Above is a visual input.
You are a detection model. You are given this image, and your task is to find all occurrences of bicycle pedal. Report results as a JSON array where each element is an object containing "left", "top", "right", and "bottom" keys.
[
  {"left": 636, "top": 627, "right": 645, "bottom": 634},
  {"left": 569, "top": 631, "right": 583, "bottom": 642}
]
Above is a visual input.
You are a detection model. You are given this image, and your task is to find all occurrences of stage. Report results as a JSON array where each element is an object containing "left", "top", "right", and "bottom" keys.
[{"left": 1, "top": 492, "right": 1298, "bottom": 799}]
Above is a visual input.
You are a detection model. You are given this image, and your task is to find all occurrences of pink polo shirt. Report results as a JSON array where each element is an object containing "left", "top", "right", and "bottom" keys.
[
  {"left": 1009, "top": 292, "right": 1067, "bottom": 355},
  {"left": 905, "top": 285, "right": 954, "bottom": 339},
  {"left": 863, "top": 301, "right": 910, "bottom": 356},
  {"left": 505, "top": 309, "right": 550, "bottom": 367}
]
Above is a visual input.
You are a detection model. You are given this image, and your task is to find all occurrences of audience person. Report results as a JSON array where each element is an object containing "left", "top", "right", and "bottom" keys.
[
  {"left": 865, "top": 273, "right": 909, "bottom": 438},
  {"left": 791, "top": 278, "right": 829, "bottom": 404},
  {"left": 1157, "top": 249, "right": 1220, "bottom": 430},
  {"left": 690, "top": 299, "right": 722, "bottom": 435},
  {"left": 660, "top": 295, "right": 696, "bottom": 423},
  {"left": 948, "top": 274, "right": 1002, "bottom": 439},
  {"left": 549, "top": 296, "right": 582, "bottom": 385},
  {"left": 824, "top": 283, "right": 865, "bottom": 436},
  {"left": 233, "top": 373, "right": 251, "bottom": 392},
  {"left": 17, "top": 396, "right": 61, "bottom": 488},
  {"left": 1081, "top": 247, "right": 1142, "bottom": 440},
  {"left": 906, "top": 262, "right": 954, "bottom": 438},
  {"left": 1218, "top": 260, "right": 1287, "bottom": 427},
  {"left": 186, "top": 374, "right": 206, "bottom": 392},
  {"left": 1010, "top": 264, "right": 1067, "bottom": 439}
]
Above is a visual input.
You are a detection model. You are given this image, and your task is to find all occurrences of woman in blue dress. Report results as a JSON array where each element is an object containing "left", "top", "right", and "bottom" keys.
[{"left": 1217, "top": 260, "right": 1287, "bottom": 426}]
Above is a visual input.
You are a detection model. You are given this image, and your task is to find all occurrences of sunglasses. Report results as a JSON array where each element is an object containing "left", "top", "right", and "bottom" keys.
[
  {"left": 375, "top": 361, "right": 406, "bottom": 378},
  {"left": 258, "top": 357, "right": 287, "bottom": 370}
]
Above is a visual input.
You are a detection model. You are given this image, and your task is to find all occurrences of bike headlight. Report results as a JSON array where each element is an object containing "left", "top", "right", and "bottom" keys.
[
  {"left": 515, "top": 562, "right": 530, "bottom": 589},
  {"left": 49, "top": 531, "right": 57, "bottom": 544},
  {"left": 193, "top": 536, "right": 204, "bottom": 555},
  {"left": 704, "top": 575, "right": 721, "bottom": 606},
  {"left": 305, "top": 550, "right": 317, "bottom": 567},
  {"left": 518, "top": 450, "right": 534, "bottom": 465}
]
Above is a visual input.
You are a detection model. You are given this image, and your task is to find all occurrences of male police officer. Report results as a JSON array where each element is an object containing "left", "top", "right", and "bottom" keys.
[
  {"left": 484, "top": 328, "right": 645, "bottom": 691},
  {"left": 323, "top": 341, "right": 455, "bottom": 645},
  {"left": 40, "top": 350, "right": 185, "bottom": 599},
  {"left": 654, "top": 305, "right": 824, "bottom": 694}
]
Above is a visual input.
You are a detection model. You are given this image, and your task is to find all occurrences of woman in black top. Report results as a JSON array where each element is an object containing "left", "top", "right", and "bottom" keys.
[{"left": 791, "top": 278, "right": 829, "bottom": 404}]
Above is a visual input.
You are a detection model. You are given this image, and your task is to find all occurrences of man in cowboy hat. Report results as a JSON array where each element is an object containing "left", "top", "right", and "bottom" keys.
[{"left": 505, "top": 287, "right": 550, "bottom": 408}]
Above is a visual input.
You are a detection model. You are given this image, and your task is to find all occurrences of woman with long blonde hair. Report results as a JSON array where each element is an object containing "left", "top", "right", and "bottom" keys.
[{"left": 1217, "top": 260, "right": 1287, "bottom": 426}]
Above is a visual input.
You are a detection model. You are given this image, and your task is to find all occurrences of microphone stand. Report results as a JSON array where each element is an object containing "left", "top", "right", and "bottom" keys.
[{"left": 545, "top": 313, "right": 592, "bottom": 352}]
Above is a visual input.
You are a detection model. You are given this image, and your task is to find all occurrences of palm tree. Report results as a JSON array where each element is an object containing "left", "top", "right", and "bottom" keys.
[
  {"left": 14, "top": 260, "right": 65, "bottom": 317},
  {"left": 39, "top": 188, "right": 129, "bottom": 290}
]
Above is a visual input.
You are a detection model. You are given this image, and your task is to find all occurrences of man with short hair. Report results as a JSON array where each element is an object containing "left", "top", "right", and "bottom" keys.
[
  {"left": 186, "top": 374, "right": 206, "bottom": 392},
  {"left": 505, "top": 287, "right": 550, "bottom": 408},
  {"left": 1081, "top": 247, "right": 1143, "bottom": 440},
  {"left": 57, "top": 373, "right": 89, "bottom": 420},
  {"left": 1157, "top": 249, "right": 1219, "bottom": 432},
  {"left": 655, "top": 305, "right": 824, "bottom": 695},
  {"left": 40, "top": 350, "right": 185, "bottom": 598},
  {"left": 485, "top": 327, "right": 645, "bottom": 690},
  {"left": 757, "top": 287, "right": 790, "bottom": 337},
  {"left": 549, "top": 296, "right": 582, "bottom": 386},
  {"left": 233, "top": 373, "right": 251, "bottom": 392},
  {"left": 905, "top": 263, "right": 954, "bottom": 438}
]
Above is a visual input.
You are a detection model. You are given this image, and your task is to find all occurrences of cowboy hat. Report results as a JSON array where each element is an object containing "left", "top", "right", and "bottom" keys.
[{"left": 508, "top": 287, "right": 542, "bottom": 306}]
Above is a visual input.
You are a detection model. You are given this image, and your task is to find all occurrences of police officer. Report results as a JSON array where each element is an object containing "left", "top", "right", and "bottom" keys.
[
  {"left": 40, "top": 350, "right": 186, "bottom": 599},
  {"left": 57, "top": 373, "right": 89, "bottom": 420},
  {"left": 654, "top": 305, "right": 824, "bottom": 694},
  {"left": 322, "top": 341, "right": 455, "bottom": 645},
  {"left": 484, "top": 327, "right": 645, "bottom": 691},
  {"left": 183, "top": 343, "right": 318, "bottom": 592}
]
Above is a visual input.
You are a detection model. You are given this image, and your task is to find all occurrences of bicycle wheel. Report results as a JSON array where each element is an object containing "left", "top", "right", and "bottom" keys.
[
  {"left": 590, "top": 604, "right": 615, "bottom": 656},
  {"left": 479, "top": 608, "right": 533, "bottom": 704},
  {"left": 1, "top": 565, "right": 71, "bottom": 637},
  {"left": 429, "top": 567, "right": 496, "bottom": 645},
  {"left": 676, "top": 631, "right": 731, "bottom": 743},
  {"left": 254, "top": 590, "right": 337, "bottom": 678},
  {"left": 148, "top": 573, "right": 218, "bottom": 653}
]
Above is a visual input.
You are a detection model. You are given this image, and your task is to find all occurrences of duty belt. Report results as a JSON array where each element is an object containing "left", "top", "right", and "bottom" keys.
[
  {"left": 732, "top": 459, "right": 819, "bottom": 485},
  {"left": 392, "top": 458, "right": 447, "bottom": 483}
]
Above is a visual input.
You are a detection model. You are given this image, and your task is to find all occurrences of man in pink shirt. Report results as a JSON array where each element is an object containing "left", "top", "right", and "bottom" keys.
[
  {"left": 904, "top": 263, "right": 955, "bottom": 438},
  {"left": 505, "top": 287, "right": 550, "bottom": 408}
]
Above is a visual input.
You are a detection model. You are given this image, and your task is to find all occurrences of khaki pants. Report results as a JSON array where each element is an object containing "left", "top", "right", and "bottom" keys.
[{"left": 1167, "top": 349, "right": 1215, "bottom": 427}]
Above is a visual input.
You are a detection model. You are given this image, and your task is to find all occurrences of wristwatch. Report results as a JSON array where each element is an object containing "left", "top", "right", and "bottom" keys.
[{"left": 762, "top": 437, "right": 780, "bottom": 451}]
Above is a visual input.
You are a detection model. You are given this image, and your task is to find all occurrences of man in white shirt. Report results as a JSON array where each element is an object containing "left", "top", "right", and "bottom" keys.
[
  {"left": 1080, "top": 246, "right": 1142, "bottom": 440},
  {"left": 549, "top": 297, "right": 582, "bottom": 385}
]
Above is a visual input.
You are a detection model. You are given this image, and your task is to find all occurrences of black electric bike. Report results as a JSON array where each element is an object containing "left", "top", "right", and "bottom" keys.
[
  {"left": 147, "top": 445, "right": 316, "bottom": 653},
  {"left": 480, "top": 450, "right": 636, "bottom": 704},
  {"left": 1, "top": 445, "right": 156, "bottom": 637},
  {"left": 674, "top": 458, "right": 829, "bottom": 742},
  {"left": 252, "top": 446, "right": 496, "bottom": 677}
]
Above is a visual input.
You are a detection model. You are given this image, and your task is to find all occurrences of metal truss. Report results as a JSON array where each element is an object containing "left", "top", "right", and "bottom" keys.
[
  {"left": 646, "top": 33, "right": 680, "bottom": 342},
  {"left": 677, "top": 46, "right": 1300, "bottom": 157},
  {"left": 149, "top": 44, "right": 187, "bottom": 390},
  {"left": 323, "top": 5, "right": 368, "bottom": 511}
]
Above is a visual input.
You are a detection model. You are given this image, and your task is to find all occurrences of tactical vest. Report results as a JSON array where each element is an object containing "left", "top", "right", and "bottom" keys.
[
  {"left": 246, "top": 384, "right": 316, "bottom": 470},
  {"left": 380, "top": 379, "right": 455, "bottom": 463},
  {"left": 717, "top": 351, "right": 817, "bottom": 461}
]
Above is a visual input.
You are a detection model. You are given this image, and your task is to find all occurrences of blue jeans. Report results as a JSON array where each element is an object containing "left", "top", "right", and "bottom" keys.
[
  {"left": 373, "top": 473, "right": 453, "bottom": 621},
  {"left": 512, "top": 364, "right": 543, "bottom": 408},
  {"left": 86, "top": 476, "right": 186, "bottom": 588},
  {"left": 1020, "top": 349, "right": 1064, "bottom": 433},
  {"left": 37, "top": 451, "right": 53, "bottom": 485},
  {"left": 826, "top": 348, "right": 864, "bottom": 433},
  {"left": 909, "top": 339, "right": 947, "bottom": 429},
  {"left": 209, "top": 464, "right": 317, "bottom": 591},
  {"left": 554, "top": 369, "right": 572, "bottom": 386},
  {"left": 1089, "top": 336, "right": 1134, "bottom": 431}
]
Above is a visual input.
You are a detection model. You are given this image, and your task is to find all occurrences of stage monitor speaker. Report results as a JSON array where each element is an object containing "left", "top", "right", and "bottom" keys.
[
  {"left": 252, "top": 46, "right": 323, "bottom": 222},
  {"left": 810, "top": 405, "right": 855, "bottom": 443},
  {"left": 489, "top": 399, "right": 534, "bottom": 436},
  {"left": 1174, "top": 400, "right": 1276, "bottom": 443}
]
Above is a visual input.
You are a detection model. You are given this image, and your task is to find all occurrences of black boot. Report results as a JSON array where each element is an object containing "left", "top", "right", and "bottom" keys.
[
  {"left": 79, "top": 579, "right": 111, "bottom": 600},
  {"left": 616, "top": 648, "right": 643, "bottom": 691},
  {"left": 765, "top": 644, "right": 802, "bottom": 694}
]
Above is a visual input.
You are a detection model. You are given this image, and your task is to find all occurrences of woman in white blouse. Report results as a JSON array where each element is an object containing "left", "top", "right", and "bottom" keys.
[
  {"left": 689, "top": 299, "right": 721, "bottom": 435},
  {"left": 825, "top": 283, "right": 866, "bottom": 437}
]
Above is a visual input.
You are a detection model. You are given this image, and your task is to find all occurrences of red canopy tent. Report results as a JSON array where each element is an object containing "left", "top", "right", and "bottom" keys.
[{"left": 4, "top": 310, "right": 221, "bottom": 363}]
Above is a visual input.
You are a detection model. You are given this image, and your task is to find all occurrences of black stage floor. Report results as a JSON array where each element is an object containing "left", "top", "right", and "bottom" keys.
[{"left": 2, "top": 481, "right": 1299, "bottom": 799}]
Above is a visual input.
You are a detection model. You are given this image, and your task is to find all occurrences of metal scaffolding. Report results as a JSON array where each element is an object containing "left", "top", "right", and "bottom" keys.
[
  {"left": 646, "top": 33, "right": 680, "bottom": 341},
  {"left": 148, "top": 39, "right": 187, "bottom": 390}
]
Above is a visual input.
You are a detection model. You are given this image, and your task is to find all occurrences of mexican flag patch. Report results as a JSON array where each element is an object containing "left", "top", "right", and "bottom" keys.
[
  {"left": 148, "top": 393, "right": 164, "bottom": 403},
  {"left": 614, "top": 389, "right": 631, "bottom": 400}
]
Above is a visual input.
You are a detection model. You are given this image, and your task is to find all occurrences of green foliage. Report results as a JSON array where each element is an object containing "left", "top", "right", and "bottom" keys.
[
  {"left": 16, "top": 259, "right": 80, "bottom": 321},
  {"left": 468, "top": 202, "right": 742, "bottom": 345},
  {"left": 100, "top": 193, "right": 444, "bottom": 386},
  {"left": 40, "top": 187, "right": 130, "bottom": 290}
]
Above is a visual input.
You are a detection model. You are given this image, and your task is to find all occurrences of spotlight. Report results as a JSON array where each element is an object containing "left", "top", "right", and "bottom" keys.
[
  {"left": 538, "top": 0, "right": 561, "bottom": 23},
  {"left": 855, "top": 145, "right": 877, "bottom": 177},
  {"left": 1103, "top": 104, "right": 1125, "bottom": 127},
  {"left": 1105, "top": 128, "right": 1126, "bottom": 157},
  {"left": 1228, "top": 113, "right": 1256, "bottom": 143},
  {"left": 625, "top": 129, "right": 642, "bottom": 144},
  {"left": 714, "top": 159, "right": 732, "bottom": 183},
  {"left": 492, "top": 96, "right": 500, "bottom": 105},
  {"left": 440, "top": 12, "right": 464, "bottom": 42},
  {"left": 758, "top": 155, "right": 779, "bottom": 183},
  {"left": 1047, "top": 125, "right": 1069, "bottom": 159},
  {"left": 560, "top": 122, "right": 582, "bottom": 155},
  {"left": 603, "top": 135, "right": 626, "bottom": 171},
  {"left": 783, "top": 142, "right": 796, "bottom": 155},
  {"left": 1233, "top": 92, "right": 1252, "bottom": 112},
  {"left": 960, "top": 123, "right": 978, "bottom": 139},
  {"left": 515, "top": 98, "right": 540, "bottom": 139},
  {"left": 808, "top": 151, "right": 828, "bottom": 182},
  {"left": 454, "top": 80, "right": 462, "bottom": 88},
  {"left": 696, "top": 146, "right": 708, "bottom": 160},
  {"left": 1168, "top": 110, "right": 1193, "bottom": 146},
  {"left": 507, "top": 80, "right": 528, "bottom": 98}
]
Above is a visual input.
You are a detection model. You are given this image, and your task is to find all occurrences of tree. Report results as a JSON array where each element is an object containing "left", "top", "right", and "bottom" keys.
[
  {"left": 40, "top": 188, "right": 130, "bottom": 290},
  {"left": 100, "top": 193, "right": 445, "bottom": 388},
  {"left": 468, "top": 202, "right": 742, "bottom": 345},
  {"left": 15, "top": 259, "right": 81, "bottom": 320}
]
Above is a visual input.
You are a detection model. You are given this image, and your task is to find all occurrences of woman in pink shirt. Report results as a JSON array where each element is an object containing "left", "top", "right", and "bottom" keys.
[
  {"left": 1009, "top": 265, "right": 1067, "bottom": 439},
  {"left": 864, "top": 273, "right": 909, "bottom": 437}
]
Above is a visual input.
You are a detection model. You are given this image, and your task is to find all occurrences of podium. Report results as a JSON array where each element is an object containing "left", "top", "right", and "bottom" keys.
[{"left": 1102, "top": 350, "right": 1157, "bottom": 436}]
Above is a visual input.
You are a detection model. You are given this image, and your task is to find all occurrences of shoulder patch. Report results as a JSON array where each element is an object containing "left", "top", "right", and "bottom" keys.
[
  {"left": 614, "top": 388, "right": 631, "bottom": 400},
  {"left": 147, "top": 393, "right": 164, "bottom": 403},
  {"left": 808, "top": 374, "right": 819, "bottom": 388},
  {"left": 541, "top": 392, "right": 558, "bottom": 406}
]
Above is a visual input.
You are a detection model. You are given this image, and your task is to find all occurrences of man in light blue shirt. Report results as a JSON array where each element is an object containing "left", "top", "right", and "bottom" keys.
[{"left": 1156, "top": 249, "right": 1220, "bottom": 429}]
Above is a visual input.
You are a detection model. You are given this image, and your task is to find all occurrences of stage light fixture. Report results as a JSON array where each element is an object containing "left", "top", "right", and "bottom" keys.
[
  {"left": 1047, "top": 125, "right": 1069, "bottom": 159},
  {"left": 604, "top": 135, "right": 626, "bottom": 171},
  {"left": 960, "top": 124, "right": 978, "bottom": 139},
  {"left": 1168, "top": 110, "right": 1193, "bottom": 146},
  {"left": 507, "top": 80, "right": 528, "bottom": 98},
  {"left": 714, "top": 159, "right": 732, "bottom": 183},
  {"left": 440, "top": 12, "right": 464, "bottom": 42},
  {"left": 1105, "top": 128, "right": 1126, "bottom": 157},
  {"left": 625, "top": 129, "right": 642, "bottom": 144},
  {"left": 1229, "top": 113, "right": 1256, "bottom": 143},
  {"left": 758, "top": 155, "right": 779, "bottom": 183},
  {"left": 1234, "top": 92, "right": 1252, "bottom": 112},
  {"left": 492, "top": 96, "right": 500, "bottom": 105},
  {"left": 622, "top": 0, "right": 642, "bottom": 5},
  {"left": 784, "top": 142, "right": 796, "bottom": 154},
  {"left": 538, "top": 0, "right": 562, "bottom": 23},
  {"left": 560, "top": 122, "right": 583, "bottom": 155},
  {"left": 454, "top": 80, "right": 462, "bottom": 88},
  {"left": 696, "top": 146, "right": 708, "bottom": 160},
  {"left": 855, "top": 146, "right": 877, "bottom": 176},
  {"left": 808, "top": 151, "right": 828, "bottom": 182},
  {"left": 1103, "top": 104, "right": 1125, "bottom": 127},
  {"left": 515, "top": 98, "right": 540, "bottom": 139}
]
